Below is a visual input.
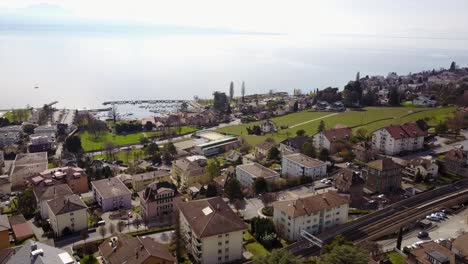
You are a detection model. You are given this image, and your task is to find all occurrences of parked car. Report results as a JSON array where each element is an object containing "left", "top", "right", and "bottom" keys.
[
  {"left": 426, "top": 215, "right": 439, "bottom": 221},
  {"left": 417, "top": 231, "right": 429, "bottom": 239}
]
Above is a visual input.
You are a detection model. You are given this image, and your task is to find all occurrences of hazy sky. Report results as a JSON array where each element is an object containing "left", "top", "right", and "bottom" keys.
[{"left": 1, "top": 0, "right": 467, "bottom": 38}]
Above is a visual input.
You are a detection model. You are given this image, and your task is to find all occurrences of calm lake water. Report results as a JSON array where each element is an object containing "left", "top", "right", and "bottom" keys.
[{"left": 1, "top": 32, "right": 468, "bottom": 110}]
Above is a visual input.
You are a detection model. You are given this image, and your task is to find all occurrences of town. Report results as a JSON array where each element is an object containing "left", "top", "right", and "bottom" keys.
[{"left": 1, "top": 62, "right": 468, "bottom": 264}]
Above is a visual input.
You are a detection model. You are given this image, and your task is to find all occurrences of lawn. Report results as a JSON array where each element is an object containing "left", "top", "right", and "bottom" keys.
[
  {"left": 218, "top": 107, "right": 456, "bottom": 146},
  {"left": 387, "top": 251, "right": 406, "bottom": 264},
  {"left": 2, "top": 109, "right": 31, "bottom": 122},
  {"left": 93, "top": 148, "right": 145, "bottom": 165},
  {"left": 245, "top": 242, "right": 269, "bottom": 257}
]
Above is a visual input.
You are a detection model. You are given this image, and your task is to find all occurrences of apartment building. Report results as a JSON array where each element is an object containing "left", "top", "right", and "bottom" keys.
[
  {"left": 363, "top": 159, "right": 402, "bottom": 193},
  {"left": 372, "top": 122, "right": 427, "bottom": 155},
  {"left": 235, "top": 162, "right": 280, "bottom": 188},
  {"left": 281, "top": 153, "right": 327, "bottom": 179},
  {"left": 139, "top": 181, "right": 177, "bottom": 226},
  {"left": 172, "top": 155, "right": 208, "bottom": 188},
  {"left": 313, "top": 126, "right": 352, "bottom": 154},
  {"left": 47, "top": 194, "right": 87, "bottom": 237},
  {"left": 92, "top": 177, "right": 132, "bottom": 212}
]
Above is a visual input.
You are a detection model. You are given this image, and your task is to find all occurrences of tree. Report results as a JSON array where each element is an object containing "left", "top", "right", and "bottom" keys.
[
  {"left": 293, "top": 101, "right": 299, "bottom": 112},
  {"left": 300, "top": 141, "right": 316, "bottom": 158},
  {"left": 180, "top": 101, "right": 189, "bottom": 112},
  {"left": 22, "top": 123, "right": 36, "bottom": 134},
  {"left": 318, "top": 120, "right": 325, "bottom": 133},
  {"left": 117, "top": 221, "right": 126, "bottom": 233},
  {"left": 206, "top": 183, "right": 218, "bottom": 198},
  {"left": 296, "top": 129, "right": 306, "bottom": 136},
  {"left": 225, "top": 179, "right": 243, "bottom": 201},
  {"left": 98, "top": 226, "right": 107, "bottom": 240},
  {"left": 140, "top": 136, "right": 150, "bottom": 145},
  {"left": 396, "top": 226, "right": 403, "bottom": 250},
  {"left": 254, "top": 249, "right": 304, "bottom": 264},
  {"left": 164, "top": 142, "right": 177, "bottom": 155},
  {"left": 133, "top": 215, "right": 142, "bottom": 231},
  {"left": 342, "top": 81, "right": 362, "bottom": 107},
  {"left": 354, "top": 128, "right": 367, "bottom": 142},
  {"left": 241, "top": 81, "right": 246, "bottom": 102},
  {"left": 388, "top": 87, "right": 400, "bottom": 106},
  {"left": 145, "top": 142, "right": 159, "bottom": 157},
  {"left": 17, "top": 188, "right": 36, "bottom": 218},
  {"left": 80, "top": 229, "right": 89, "bottom": 254},
  {"left": 435, "top": 121, "right": 448, "bottom": 134},
  {"left": 151, "top": 152, "right": 162, "bottom": 165},
  {"left": 80, "top": 255, "right": 98, "bottom": 264},
  {"left": 206, "top": 159, "right": 220, "bottom": 180},
  {"left": 62, "top": 227, "right": 72, "bottom": 236},
  {"left": 104, "top": 142, "right": 116, "bottom": 160},
  {"left": 229, "top": 81, "right": 234, "bottom": 100},
  {"left": 65, "top": 135, "right": 82, "bottom": 153},
  {"left": 318, "top": 148, "right": 329, "bottom": 161},
  {"left": 144, "top": 121, "right": 154, "bottom": 131},
  {"left": 213, "top": 91, "right": 229, "bottom": 113},
  {"left": 261, "top": 192, "right": 277, "bottom": 206},
  {"left": 253, "top": 177, "right": 267, "bottom": 194},
  {"left": 267, "top": 146, "right": 280, "bottom": 161},
  {"left": 322, "top": 244, "right": 369, "bottom": 264},
  {"left": 109, "top": 222, "right": 116, "bottom": 235},
  {"left": 450, "top": 61, "right": 457, "bottom": 71}
]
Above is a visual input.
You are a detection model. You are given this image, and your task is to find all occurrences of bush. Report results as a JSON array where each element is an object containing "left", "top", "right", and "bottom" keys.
[{"left": 261, "top": 206, "right": 273, "bottom": 217}]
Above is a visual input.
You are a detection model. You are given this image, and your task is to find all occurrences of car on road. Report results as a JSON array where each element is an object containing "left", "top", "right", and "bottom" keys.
[
  {"left": 320, "top": 178, "right": 328, "bottom": 184},
  {"left": 426, "top": 215, "right": 440, "bottom": 221},
  {"left": 417, "top": 231, "right": 429, "bottom": 239}
]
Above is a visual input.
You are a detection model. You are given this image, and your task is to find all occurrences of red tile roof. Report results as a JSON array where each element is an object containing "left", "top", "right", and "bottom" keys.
[
  {"left": 322, "top": 127, "right": 352, "bottom": 142},
  {"left": 383, "top": 122, "right": 427, "bottom": 139}
]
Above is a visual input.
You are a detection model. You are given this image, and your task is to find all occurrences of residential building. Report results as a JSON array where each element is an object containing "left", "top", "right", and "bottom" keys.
[
  {"left": 47, "top": 194, "right": 88, "bottom": 237},
  {"left": 0, "top": 132, "right": 21, "bottom": 148},
  {"left": 451, "top": 233, "right": 468, "bottom": 262},
  {"left": 334, "top": 168, "right": 365, "bottom": 208},
  {"left": 407, "top": 241, "right": 455, "bottom": 264},
  {"left": 177, "top": 197, "right": 247, "bottom": 264},
  {"left": 363, "top": 159, "right": 402, "bottom": 193},
  {"left": 254, "top": 141, "right": 275, "bottom": 160},
  {"left": 28, "top": 134, "right": 55, "bottom": 153},
  {"left": 33, "top": 125, "right": 57, "bottom": 135},
  {"left": 282, "top": 153, "right": 327, "bottom": 179},
  {"left": 0, "top": 151, "right": 4, "bottom": 168},
  {"left": 116, "top": 174, "right": 132, "bottom": 188},
  {"left": 272, "top": 191, "right": 349, "bottom": 241},
  {"left": 8, "top": 215, "right": 33, "bottom": 242},
  {"left": 224, "top": 150, "right": 241, "bottom": 163},
  {"left": 313, "top": 127, "right": 352, "bottom": 154},
  {"left": 413, "top": 96, "right": 437, "bottom": 107},
  {"left": 236, "top": 162, "right": 280, "bottom": 188},
  {"left": 0, "top": 126, "right": 22, "bottom": 134},
  {"left": 444, "top": 148, "right": 468, "bottom": 177},
  {"left": 0, "top": 216, "right": 10, "bottom": 250},
  {"left": 213, "top": 174, "right": 228, "bottom": 193},
  {"left": 403, "top": 158, "right": 439, "bottom": 180},
  {"left": 372, "top": 122, "right": 427, "bottom": 155},
  {"left": 139, "top": 181, "right": 177, "bottom": 226},
  {"left": 172, "top": 155, "right": 208, "bottom": 188},
  {"left": 9, "top": 152, "right": 48, "bottom": 190},
  {"left": 35, "top": 166, "right": 89, "bottom": 194},
  {"left": 33, "top": 183, "right": 74, "bottom": 219},
  {"left": 192, "top": 131, "right": 239, "bottom": 157},
  {"left": 6, "top": 241, "right": 76, "bottom": 264},
  {"left": 92, "top": 177, "right": 132, "bottom": 212},
  {"left": 99, "top": 232, "right": 175, "bottom": 264},
  {"left": 260, "top": 120, "right": 277, "bottom": 133},
  {"left": 132, "top": 171, "right": 170, "bottom": 192},
  {"left": 279, "top": 136, "right": 310, "bottom": 154}
]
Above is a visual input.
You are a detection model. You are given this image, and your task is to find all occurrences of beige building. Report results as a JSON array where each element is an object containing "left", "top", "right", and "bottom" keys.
[
  {"left": 281, "top": 153, "right": 327, "bottom": 179},
  {"left": 132, "top": 170, "right": 170, "bottom": 192},
  {"left": 47, "top": 194, "right": 88, "bottom": 237},
  {"left": 10, "top": 152, "right": 48, "bottom": 190},
  {"left": 139, "top": 181, "right": 177, "bottom": 226},
  {"left": 235, "top": 162, "right": 280, "bottom": 188},
  {"left": 273, "top": 191, "right": 349, "bottom": 241},
  {"left": 36, "top": 166, "right": 89, "bottom": 194},
  {"left": 33, "top": 183, "right": 74, "bottom": 219},
  {"left": 172, "top": 155, "right": 208, "bottom": 188},
  {"left": 177, "top": 197, "right": 247, "bottom": 264}
]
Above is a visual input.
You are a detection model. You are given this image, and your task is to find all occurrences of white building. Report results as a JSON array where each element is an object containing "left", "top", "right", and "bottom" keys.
[
  {"left": 282, "top": 153, "right": 327, "bottom": 179},
  {"left": 236, "top": 162, "right": 280, "bottom": 188},
  {"left": 313, "top": 127, "right": 352, "bottom": 154},
  {"left": 260, "top": 120, "right": 277, "bottom": 134},
  {"left": 372, "top": 122, "right": 427, "bottom": 155},
  {"left": 192, "top": 131, "right": 239, "bottom": 157},
  {"left": 273, "top": 191, "right": 349, "bottom": 241},
  {"left": 47, "top": 194, "right": 88, "bottom": 237},
  {"left": 403, "top": 157, "right": 439, "bottom": 179},
  {"left": 92, "top": 177, "right": 132, "bottom": 212},
  {"left": 177, "top": 197, "right": 247, "bottom": 264}
]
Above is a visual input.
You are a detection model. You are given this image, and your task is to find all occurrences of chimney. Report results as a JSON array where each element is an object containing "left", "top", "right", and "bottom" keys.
[
  {"left": 31, "top": 242, "right": 37, "bottom": 251},
  {"left": 216, "top": 203, "right": 220, "bottom": 211}
]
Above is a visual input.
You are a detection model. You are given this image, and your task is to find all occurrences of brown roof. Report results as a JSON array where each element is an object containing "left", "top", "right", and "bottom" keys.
[
  {"left": 445, "top": 148, "right": 467, "bottom": 162},
  {"left": 407, "top": 158, "right": 433, "bottom": 170},
  {"left": 409, "top": 241, "right": 455, "bottom": 264},
  {"left": 34, "top": 183, "right": 73, "bottom": 201},
  {"left": 92, "top": 177, "right": 131, "bottom": 199},
  {"left": 273, "top": 191, "right": 348, "bottom": 218},
  {"left": 99, "top": 232, "right": 175, "bottom": 264},
  {"left": 384, "top": 125, "right": 409, "bottom": 140},
  {"left": 367, "top": 159, "right": 401, "bottom": 171},
  {"left": 255, "top": 141, "right": 275, "bottom": 151},
  {"left": 322, "top": 127, "right": 352, "bottom": 142},
  {"left": 334, "top": 168, "right": 365, "bottom": 190},
  {"left": 8, "top": 215, "right": 33, "bottom": 241},
  {"left": 177, "top": 197, "right": 247, "bottom": 238},
  {"left": 47, "top": 194, "right": 87, "bottom": 215},
  {"left": 383, "top": 122, "right": 427, "bottom": 140},
  {"left": 283, "top": 153, "right": 326, "bottom": 168},
  {"left": 237, "top": 163, "right": 279, "bottom": 179},
  {"left": 452, "top": 233, "right": 468, "bottom": 257},
  {"left": 138, "top": 181, "right": 177, "bottom": 203}
]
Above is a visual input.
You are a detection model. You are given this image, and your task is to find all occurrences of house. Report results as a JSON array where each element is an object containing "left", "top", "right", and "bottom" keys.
[
  {"left": 313, "top": 127, "right": 352, "bottom": 154},
  {"left": 177, "top": 197, "right": 247, "bottom": 264},
  {"left": 363, "top": 159, "right": 402, "bottom": 193},
  {"left": 6, "top": 240, "right": 77, "bottom": 264},
  {"left": 35, "top": 166, "right": 89, "bottom": 194},
  {"left": 254, "top": 141, "right": 275, "bottom": 160},
  {"left": 92, "top": 177, "right": 132, "bottom": 212},
  {"left": 192, "top": 131, "right": 239, "bottom": 157},
  {"left": 272, "top": 191, "right": 349, "bottom": 241},
  {"left": 0, "top": 126, "right": 22, "bottom": 149},
  {"left": 132, "top": 171, "right": 171, "bottom": 192},
  {"left": 403, "top": 158, "right": 439, "bottom": 180},
  {"left": 28, "top": 134, "right": 55, "bottom": 153},
  {"left": 8, "top": 215, "right": 33, "bottom": 242},
  {"left": 281, "top": 153, "right": 327, "bottom": 179},
  {"left": 224, "top": 150, "right": 242, "bottom": 163},
  {"left": 444, "top": 148, "right": 468, "bottom": 177},
  {"left": 9, "top": 152, "right": 48, "bottom": 190},
  {"left": 372, "top": 122, "right": 427, "bottom": 155},
  {"left": 260, "top": 120, "right": 277, "bottom": 134},
  {"left": 213, "top": 174, "right": 228, "bottom": 193},
  {"left": 172, "top": 155, "right": 208, "bottom": 188},
  {"left": 236, "top": 162, "right": 280, "bottom": 188},
  {"left": 413, "top": 96, "right": 437, "bottom": 107},
  {"left": 334, "top": 168, "right": 365, "bottom": 208},
  {"left": 406, "top": 241, "right": 455, "bottom": 264},
  {"left": 116, "top": 174, "right": 132, "bottom": 188},
  {"left": 33, "top": 183, "right": 74, "bottom": 219},
  {"left": 139, "top": 181, "right": 178, "bottom": 226},
  {"left": 99, "top": 232, "right": 175, "bottom": 264},
  {"left": 451, "top": 233, "right": 468, "bottom": 262},
  {"left": 47, "top": 194, "right": 88, "bottom": 237},
  {"left": 0, "top": 216, "right": 10, "bottom": 250},
  {"left": 34, "top": 125, "right": 57, "bottom": 135},
  {"left": 279, "top": 136, "right": 311, "bottom": 154}
]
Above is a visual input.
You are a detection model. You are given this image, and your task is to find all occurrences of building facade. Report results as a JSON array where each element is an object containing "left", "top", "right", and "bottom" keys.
[
  {"left": 92, "top": 178, "right": 132, "bottom": 212},
  {"left": 47, "top": 194, "right": 87, "bottom": 237},
  {"left": 334, "top": 169, "right": 365, "bottom": 208},
  {"left": 313, "top": 127, "right": 352, "bottom": 154},
  {"left": 281, "top": 153, "right": 327, "bottom": 179},
  {"left": 139, "top": 181, "right": 177, "bottom": 226},
  {"left": 372, "top": 122, "right": 427, "bottom": 155},
  {"left": 363, "top": 159, "right": 402, "bottom": 193},
  {"left": 235, "top": 162, "right": 280, "bottom": 188},
  {"left": 172, "top": 155, "right": 208, "bottom": 188}
]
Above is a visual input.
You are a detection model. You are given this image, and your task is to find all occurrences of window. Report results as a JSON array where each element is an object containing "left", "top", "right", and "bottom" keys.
[
  {"left": 218, "top": 235, "right": 222, "bottom": 238},
  {"left": 225, "top": 255, "right": 229, "bottom": 260},
  {"left": 218, "top": 242, "right": 222, "bottom": 246},
  {"left": 218, "top": 249, "right": 222, "bottom": 254},
  {"left": 218, "top": 256, "right": 222, "bottom": 261},
  {"left": 225, "top": 240, "right": 229, "bottom": 244}
]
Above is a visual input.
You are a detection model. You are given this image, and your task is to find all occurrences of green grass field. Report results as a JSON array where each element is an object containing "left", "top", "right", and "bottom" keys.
[
  {"left": 218, "top": 107, "right": 456, "bottom": 146},
  {"left": 93, "top": 148, "right": 145, "bottom": 165},
  {"left": 2, "top": 109, "right": 31, "bottom": 122},
  {"left": 245, "top": 242, "right": 269, "bottom": 257}
]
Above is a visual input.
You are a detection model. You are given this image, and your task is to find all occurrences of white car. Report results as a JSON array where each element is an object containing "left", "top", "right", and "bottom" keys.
[
  {"left": 411, "top": 241, "right": 424, "bottom": 248},
  {"left": 320, "top": 179, "right": 328, "bottom": 184},
  {"left": 377, "top": 194, "right": 385, "bottom": 199},
  {"left": 426, "top": 215, "right": 439, "bottom": 221}
]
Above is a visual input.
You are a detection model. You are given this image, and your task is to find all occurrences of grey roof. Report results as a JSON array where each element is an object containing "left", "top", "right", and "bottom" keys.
[
  {"left": 6, "top": 240, "right": 76, "bottom": 264},
  {"left": 47, "top": 194, "right": 87, "bottom": 216},
  {"left": 92, "top": 177, "right": 131, "bottom": 199},
  {"left": 426, "top": 249, "right": 450, "bottom": 263},
  {"left": 34, "top": 184, "right": 73, "bottom": 201}
]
